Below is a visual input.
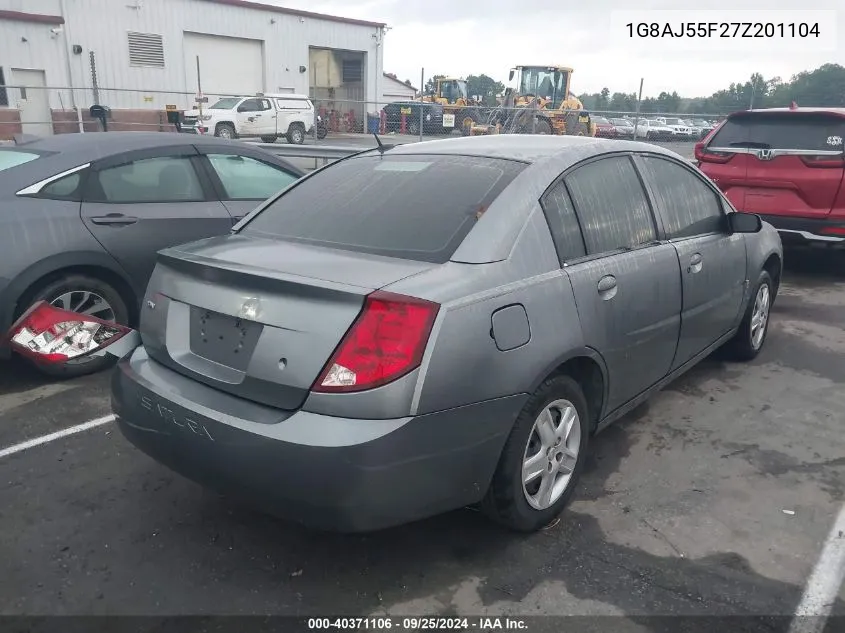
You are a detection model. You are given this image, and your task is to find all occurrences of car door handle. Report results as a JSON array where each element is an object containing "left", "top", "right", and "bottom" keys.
[
  {"left": 597, "top": 275, "right": 618, "bottom": 300},
  {"left": 90, "top": 214, "right": 138, "bottom": 226},
  {"left": 688, "top": 253, "right": 703, "bottom": 273}
]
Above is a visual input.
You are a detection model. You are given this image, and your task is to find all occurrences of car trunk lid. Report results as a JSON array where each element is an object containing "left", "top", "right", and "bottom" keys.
[
  {"left": 140, "top": 234, "right": 435, "bottom": 411},
  {"left": 699, "top": 110, "right": 845, "bottom": 219}
]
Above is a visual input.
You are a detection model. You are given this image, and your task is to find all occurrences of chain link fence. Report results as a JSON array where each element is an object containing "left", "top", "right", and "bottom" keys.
[{"left": 0, "top": 83, "right": 727, "bottom": 150}]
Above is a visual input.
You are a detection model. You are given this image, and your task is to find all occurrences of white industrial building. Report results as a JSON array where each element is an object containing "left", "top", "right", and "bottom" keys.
[
  {"left": 0, "top": 0, "right": 387, "bottom": 136},
  {"left": 381, "top": 73, "right": 417, "bottom": 103}
]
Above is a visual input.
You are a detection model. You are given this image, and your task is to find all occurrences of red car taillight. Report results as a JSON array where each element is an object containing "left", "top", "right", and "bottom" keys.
[
  {"left": 695, "top": 144, "right": 734, "bottom": 164},
  {"left": 695, "top": 121, "right": 730, "bottom": 164},
  {"left": 4, "top": 301, "right": 132, "bottom": 364},
  {"left": 312, "top": 291, "right": 440, "bottom": 393},
  {"left": 800, "top": 154, "right": 845, "bottom": 168}
]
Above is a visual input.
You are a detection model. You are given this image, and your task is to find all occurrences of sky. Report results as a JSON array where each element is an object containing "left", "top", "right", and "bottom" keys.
[{"left": 269, "top": 0, "right": 843, "bottom": 98}]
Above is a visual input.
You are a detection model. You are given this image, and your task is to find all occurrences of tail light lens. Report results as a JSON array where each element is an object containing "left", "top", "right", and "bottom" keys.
[
  {"left": 695, "top": 145, "right": 734, "bottom": 164},
  {"left": 5, "top": 301, "right": 132, "bottom": 364},
  {"left": 694, "top": 121, "right": 729, "bottom": 164},
  {"left": 800, "top": 154, "right": 845, "bottom": 168},
  {"left": 312, "top": 291, "right": 440, "bottom": 393}
]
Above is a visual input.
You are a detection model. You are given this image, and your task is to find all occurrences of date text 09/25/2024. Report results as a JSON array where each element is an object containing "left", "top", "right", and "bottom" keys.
[
  {"left": 307, "top": 617, "right": 528, "bottom": 630},
  {"left": 625, "top": 22, "right": 821, "bottom": 38}
]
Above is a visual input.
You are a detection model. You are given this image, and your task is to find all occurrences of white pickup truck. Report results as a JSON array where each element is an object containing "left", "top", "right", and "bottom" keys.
[{"left": 185, "top": 93, "right": 315, "bottom": 144}]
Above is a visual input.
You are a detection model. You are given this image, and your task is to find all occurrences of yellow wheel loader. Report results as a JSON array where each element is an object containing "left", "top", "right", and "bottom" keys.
[
  {"left": 470, "top": 65, "right": 596, "bottom": 137},
  {"left": 423, "top": 77, "right": 485, "bottom": 136}
]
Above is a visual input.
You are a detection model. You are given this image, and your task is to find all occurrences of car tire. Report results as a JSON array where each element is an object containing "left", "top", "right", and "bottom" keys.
[
  {"left": 481, "top": 374, "right": 590, "bottom": 533},
  {"left": 259, "top": 135, "right": 277, "bottom": 143},
  {"left": 16, "top": 274, "right": 130, "bottom": 379},
  {"left": 286, "top": 124, "right": 305, "bottom": 145},
  {"left": 215, "top": 123, "right": 236, "bottom": 139},
  {"left": 726, "top": 270, "right": 774, "bottom": 362}
]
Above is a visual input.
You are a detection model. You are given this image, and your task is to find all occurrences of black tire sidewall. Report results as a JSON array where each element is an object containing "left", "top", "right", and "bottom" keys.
[
  {"left": 484, "top": 374, "right": 591, "bottom": 532},
  {"left": 215, "top": 123, "right": 235, "bottom": 139},
  {"left": 18, "top": 274, "right": 130, "bottom": 378},
  {"left": 287, "top": 125, "right": 305, "bottom": 144}
]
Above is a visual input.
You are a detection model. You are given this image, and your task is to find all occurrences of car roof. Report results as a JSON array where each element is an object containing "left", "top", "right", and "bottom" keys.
[
  {"left": 376, "top": 134, "right": 689, "bottom": 264},
  {"left": 0, "top": 132, "right": 298, "bottom": 193},
  {"left": 385, "top": 134, "right": 680, "bottom": 164},
  {"left": 734, "top": 107, "right": 845, "bottom": 118},
  {"left": 12, "top": 131, "right": 245, "bottom": 154}
]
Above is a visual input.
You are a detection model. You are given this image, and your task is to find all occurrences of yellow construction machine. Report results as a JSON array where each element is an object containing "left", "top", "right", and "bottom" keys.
[
  {"left": 470, "top": 65, "right": 596, "bottom": 137},
  {"left": 423, "top": 77, "right": 484, "bottom": 135}
]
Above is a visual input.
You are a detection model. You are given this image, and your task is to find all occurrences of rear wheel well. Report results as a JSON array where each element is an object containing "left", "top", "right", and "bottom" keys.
[
  {"left": 763, "top": 253, "right": 782, "bottom": 294},
  {"left": 550, "top": 357, "right": 604, "bottom": 431},
  {"left": 16, "top": 265, "right": 139, "bottom": 326}
]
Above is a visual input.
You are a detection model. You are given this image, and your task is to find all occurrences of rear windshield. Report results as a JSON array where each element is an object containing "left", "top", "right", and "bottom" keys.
[
  {"left": 0, "top": 150, "right": 40, "bottom": 172},
  {"left": 709, "top": 113, "right": 845, "bottom": 152},
  {"left": 241, "top": 153, "right": 526, "bottom": 263}
]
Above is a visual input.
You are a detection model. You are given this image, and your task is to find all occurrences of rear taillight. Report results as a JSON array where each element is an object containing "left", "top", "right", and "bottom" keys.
[
  {"left": 800, "top": 154, "right": 845, "bottom": 168},
  {"left": 4, "top": 301, "right": 132, "bottom": 364},
  {"left": 694, "top": 120, "right": 731, "bottom": 164},
  {"left": 312, "top": 291, "right": 440, "bottom": 393},
  {"left": 695, "top": 144, "right": 733, "bottom": 164}
]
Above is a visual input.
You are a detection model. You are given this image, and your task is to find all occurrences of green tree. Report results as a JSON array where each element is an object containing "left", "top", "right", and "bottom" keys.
[
  {"left": 597, "top": 87, "right": 610, "bottom": 110},
  {"left": 424, "top": 74, "right": 445, "bottom": 95},
  {"left": 466, "top": 74, "right": 505, "bottom": 106}
]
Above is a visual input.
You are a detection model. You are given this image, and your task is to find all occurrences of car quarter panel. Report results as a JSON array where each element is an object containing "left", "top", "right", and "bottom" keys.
[{"left": 387, "top": 204, "right": 587, "bottom": 416}]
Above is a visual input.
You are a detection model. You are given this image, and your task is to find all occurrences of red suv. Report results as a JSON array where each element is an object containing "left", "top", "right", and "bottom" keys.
[{"left": 695, "top": 107, "right": 845, "bottom": 246}]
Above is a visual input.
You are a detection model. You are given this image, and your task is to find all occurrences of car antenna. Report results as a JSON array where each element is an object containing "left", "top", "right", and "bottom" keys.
[{"left": 373, "top": 133, "right": 394, "bottom": 154}]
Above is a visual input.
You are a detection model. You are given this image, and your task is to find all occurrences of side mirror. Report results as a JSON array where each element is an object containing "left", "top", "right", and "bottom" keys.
[
  {"left": 728, "top": 212, "right": 763, "bottom": 234},
  {"left": 509, "top": 69, "right": 515, "bottom": 81}
]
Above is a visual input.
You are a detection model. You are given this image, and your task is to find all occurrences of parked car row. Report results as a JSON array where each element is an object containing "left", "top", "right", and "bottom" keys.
[{"left": 593, "top": 115, "right": 718, "bottom": 141}]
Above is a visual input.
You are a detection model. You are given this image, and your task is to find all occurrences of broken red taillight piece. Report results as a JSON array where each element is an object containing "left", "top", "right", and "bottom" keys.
[{"left": 5, "top": 301, "right": 132, "bottom": 364}]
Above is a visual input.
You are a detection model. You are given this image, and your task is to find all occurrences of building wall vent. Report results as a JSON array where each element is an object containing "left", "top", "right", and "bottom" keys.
[{"left": 128, "top": 32, "right": 165, "bottom": 68}]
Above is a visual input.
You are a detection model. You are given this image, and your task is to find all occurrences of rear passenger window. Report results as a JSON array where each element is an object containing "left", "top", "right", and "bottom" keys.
[
  {"left": 637, "top": 156, "right": 725, "bottom": 239},
  {"left": 40, "top": 172, "right": 83, "bottom": 199},
  {"left": 565, "top": 156, "right": 656, "bottom": 255},
  {"left": 540, "top": 182, "right": 586, "bottom": 263}
]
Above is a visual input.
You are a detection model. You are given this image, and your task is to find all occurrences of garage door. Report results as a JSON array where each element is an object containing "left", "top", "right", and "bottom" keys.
[{"left": 183, "top": 32, "right": 264, "bottom": 97}]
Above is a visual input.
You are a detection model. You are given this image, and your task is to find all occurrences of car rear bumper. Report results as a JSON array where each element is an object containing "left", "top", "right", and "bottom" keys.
[
  {"left": 758, "top": 214, "right": 845, "bottom": 246},
  {"left": 112, "top": 347, "right": 524, "bottom": 532}
]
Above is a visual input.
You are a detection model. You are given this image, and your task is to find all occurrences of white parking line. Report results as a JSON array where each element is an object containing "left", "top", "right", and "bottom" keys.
[
  {"left": 789, "top": 503, "right": 845, "bottom": 633},
  {"left": 0, "top": 414, "right": 116, "bottom": 459}
]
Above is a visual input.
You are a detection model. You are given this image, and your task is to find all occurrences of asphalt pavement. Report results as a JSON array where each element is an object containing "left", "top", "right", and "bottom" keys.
[{"left": 1, "top": 249, "right": 843, "bottom": 628}]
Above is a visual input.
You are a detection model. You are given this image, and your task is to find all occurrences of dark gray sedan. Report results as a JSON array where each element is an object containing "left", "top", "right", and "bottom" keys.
[
  {"left": 9, "top": 135, "right": 783, "bottom": 534},
  {"left": 0, "top": 132, "right": 303, "bottom": 377}
]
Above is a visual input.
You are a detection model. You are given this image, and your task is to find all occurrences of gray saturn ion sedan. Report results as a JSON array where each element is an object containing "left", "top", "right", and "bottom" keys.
[{"left": 7, "top": 135, "right": 783, "bottom": 533}]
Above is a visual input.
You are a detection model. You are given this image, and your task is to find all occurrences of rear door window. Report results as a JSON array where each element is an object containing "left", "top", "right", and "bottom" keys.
[
  {"left": 241, "top": 154, "right": 526, "bottom": 263},
  {"left": 564, "top": 155, "right": 657, "bottom": 256},
  {"left": 709, "top": 112, "right": 845, "bottom": 152},
  {"left": 636, "top": 155, "right": 725, "bottom": 239},
  {"left": 540, "top": 181, "right": 586, "bottom": 263}
]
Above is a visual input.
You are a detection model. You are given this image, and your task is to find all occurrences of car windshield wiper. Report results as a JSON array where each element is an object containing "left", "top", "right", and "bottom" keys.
[{"left": 728, "top": 141, "right": 772, "bottom": 149}]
